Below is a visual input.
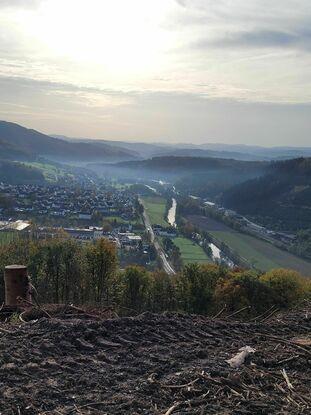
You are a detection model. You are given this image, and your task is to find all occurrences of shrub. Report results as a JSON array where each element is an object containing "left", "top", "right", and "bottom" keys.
[
  {"left": 177, "top": 263, "right": 224, "bottom": 314},
  {"left": 214, "top": 271, "right": 273, "bottom": 314},
  {"left": 260, "top": 268, "right": 306, "bottom": 307}
]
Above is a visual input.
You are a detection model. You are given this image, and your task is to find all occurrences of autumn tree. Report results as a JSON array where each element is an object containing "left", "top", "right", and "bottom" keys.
[
  {"left": 120, "top": 266, "right": 150, "bottom": 313},
  {"left": 85, "top": 238, "right": 117, "bottom": 304},
  {"left": 260, "top": 268, "right": 306, "bottom": 307}
]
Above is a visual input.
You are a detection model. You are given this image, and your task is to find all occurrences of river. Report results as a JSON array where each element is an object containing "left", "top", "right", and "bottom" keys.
[
  {"left": 167, "top": 198, "right": 177, "bottom": 227},
  {"left": 144, "top": 184, "right": 157, "bottom": 193}
]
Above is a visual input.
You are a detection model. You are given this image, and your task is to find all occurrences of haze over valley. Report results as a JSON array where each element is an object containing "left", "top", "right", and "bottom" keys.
[{"left": 0, "top": 2, "right": 311, "bottom": 414}]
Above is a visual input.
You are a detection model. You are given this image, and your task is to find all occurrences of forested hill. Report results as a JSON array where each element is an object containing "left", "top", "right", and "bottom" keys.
[
  {"left": 220, "top": 157, "right": 311, "bottom": 230},
  {"left": 0, "top": 160, "right": 45, "bottom": 184},
  {"left": 117, "top": 156, "right": 268, "bottom": 173},
  {"left": 270, "top": 157, "right": 311, "bottom": 176},
  {"left": 97, "top": 156, "right": 266, "bottom": 198},
  {"left": 0, "top": 121, "right": 137, "bottom": 162}
]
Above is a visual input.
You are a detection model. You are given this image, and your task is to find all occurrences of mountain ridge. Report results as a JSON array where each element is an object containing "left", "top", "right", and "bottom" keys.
[{"left": 0, "top": 121, "right": 137, "bottom": 162}]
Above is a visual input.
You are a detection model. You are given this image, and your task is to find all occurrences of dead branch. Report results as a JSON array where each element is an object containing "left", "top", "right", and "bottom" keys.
[
  {"left": 163, "top": 402, "right": 181, "bottom": 415},
  {"left": 212, "top": 304, "right": 227, "bottom": 319},
  {"left": 160, "top": 378, "right": 200, "bottom": 389},
  {"left": 17, "top": 297, "right": 52, "bottom": 319},
  {"left": 226, "top": 306, "right": 251, "bottom": 319},
  {"left": 257, "top": 333, "right": 311, "bottom": 357},
  {"left": 248, "top": 305, "right": 276, "bottom": 322},
  {"left": 67, "top": 401, "right": 107, "bottom": 414},
  {"left": 281, "top": 369, "right": 294, "bottom": 390}
]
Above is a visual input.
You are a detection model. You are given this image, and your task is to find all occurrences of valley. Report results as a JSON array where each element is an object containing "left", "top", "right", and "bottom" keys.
[{"left": 187, "top": 215, "right": 311, "bottom": 275}]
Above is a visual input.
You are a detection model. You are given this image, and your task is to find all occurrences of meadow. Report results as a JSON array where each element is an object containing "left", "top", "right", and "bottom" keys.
[
  {"left": 174, "top": 237, "right": 212, "bottom": 265},
  {"left": 23, "top": 162, "right": 68, "bottom": 182},
  {"left": 188, "top": 215, "right": 311, "bottom": 275},
  {"left": 141, "top": 196, "right": 168, "bottom": 227}
]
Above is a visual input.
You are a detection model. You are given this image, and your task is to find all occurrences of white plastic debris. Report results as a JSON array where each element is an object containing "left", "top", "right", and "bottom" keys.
[{"left": 226, "top": 346, "right": 256, "bottom": 368}]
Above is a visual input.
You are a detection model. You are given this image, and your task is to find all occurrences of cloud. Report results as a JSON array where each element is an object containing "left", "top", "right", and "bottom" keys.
[
  {"left": 0, "top": 74, "right": 310, "bottom": 147},
  {"left": 195, "top": 28, "right": 311, "bottom": 52},
  {"left": 0, "top": 0, "right": 41, "bottom": 8},
  {"left": 174, "top": 0, "right": 187, "bottom": 7}
]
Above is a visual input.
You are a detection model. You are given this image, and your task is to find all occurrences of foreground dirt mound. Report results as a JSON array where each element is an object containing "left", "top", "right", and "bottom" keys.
[{"left": 0, "top": 310, "right": 310, "bottom": 414}]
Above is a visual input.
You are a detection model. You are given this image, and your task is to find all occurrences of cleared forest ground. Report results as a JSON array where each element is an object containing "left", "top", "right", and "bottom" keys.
[{"left": 0, "top": 309, "right": 310, "bottom": 414}]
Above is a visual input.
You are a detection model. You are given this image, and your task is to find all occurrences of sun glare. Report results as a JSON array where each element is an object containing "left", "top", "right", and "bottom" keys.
[{"left": 22, "top": 0, "right": 173, "bottom": 73}]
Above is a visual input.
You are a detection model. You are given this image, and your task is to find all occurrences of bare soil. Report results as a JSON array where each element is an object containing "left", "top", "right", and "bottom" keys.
[{"left": 0, "top": 308, "right": 310, "bottom": 414}]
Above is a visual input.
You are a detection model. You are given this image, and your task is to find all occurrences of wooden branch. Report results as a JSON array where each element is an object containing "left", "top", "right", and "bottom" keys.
[
  {"left": 160, "top": 378, "right": 200, "bottom": 389},
  {"left": 212, "top": 304, "right": 227, "bottom": 319},
  {"left": 281, "top": 369, "right": 294, "bottom": 390},
  {"left": 226, "top": 305, "right": 251, "bottom": 319},
  {"left": 163, "top": 402, "right": 181, "bottom": 415}
]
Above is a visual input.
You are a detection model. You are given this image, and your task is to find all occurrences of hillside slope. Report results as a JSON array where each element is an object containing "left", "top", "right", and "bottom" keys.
[
  {"left": 0, "top": 121, "right": 137, "bottom": 162},
  {"left": 221, "top": 157, "right": 311, "bottom": 230},
  {"left": 0, "top": 160, "right": 45, "bottom": 184},
  {"left": 96, "top": 156, "right": 267, "bottom": 197},
  {"left": 0, "top": 311, "right": 310, "bottom": 414}
]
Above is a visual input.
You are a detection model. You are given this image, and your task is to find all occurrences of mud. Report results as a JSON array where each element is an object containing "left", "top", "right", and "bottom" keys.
[{"left": 0, "top": 309, "right": 310, "bottom": 414}]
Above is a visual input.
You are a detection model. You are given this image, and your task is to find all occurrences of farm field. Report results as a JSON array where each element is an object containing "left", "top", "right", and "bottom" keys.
[
  {"left": 23, "top": 162, "right": 69, "bottom": 182},
  {"left": 174, "top": 237, "right": 212, "bottom": 265},
  {"left": 0, "top": 232, "right": 15, "bottom": 246},
  {"left": 187, "top": 215, "right": 311, "bottom": 276},
  {"left": 141, "top": 196, "right": 168, "bottom": 227}
]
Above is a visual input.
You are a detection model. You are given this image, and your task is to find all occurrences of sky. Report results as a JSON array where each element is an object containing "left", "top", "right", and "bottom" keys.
[{"left": 0, "top": 0, "right": 310, "bottom": 146}]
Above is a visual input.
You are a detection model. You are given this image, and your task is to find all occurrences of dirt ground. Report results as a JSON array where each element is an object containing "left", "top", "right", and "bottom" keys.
[{"left": 0, "top": 307, "right": 310, "bottom": 414}]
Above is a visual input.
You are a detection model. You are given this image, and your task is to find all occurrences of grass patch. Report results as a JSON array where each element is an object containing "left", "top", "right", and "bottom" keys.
[
  {"left": 142, "top": 196, "right": 168, "bottom": 227},
  {"left": 104, "top": 216, "right": 143, "bottom": 226},
  {"left": 210, "top": 230, "right": 311, "bottom": 275},
  {"left": 0, "top": 232, "right": 15, "bottom": 246},
  {"left": 23, "top": 162, "right": 68, "bottom": 182},
  {"left": 174, "top": 237, "right": 212, "bottom": 265}
]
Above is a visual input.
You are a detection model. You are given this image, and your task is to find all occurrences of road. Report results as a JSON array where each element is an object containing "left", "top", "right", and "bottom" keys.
[{"left": 139, "top": 198, "right": 175, "bottom": 275}]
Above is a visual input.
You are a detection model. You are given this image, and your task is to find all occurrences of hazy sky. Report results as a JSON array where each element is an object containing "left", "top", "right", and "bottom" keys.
[{"left": 0, "top": 0, "right": 310, "bottom": 145}]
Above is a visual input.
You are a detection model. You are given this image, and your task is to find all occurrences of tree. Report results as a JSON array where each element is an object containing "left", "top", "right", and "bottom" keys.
[
  {"left": 102, "top": 220, "right": 113, "bottom": 233},
  {"left": 260, "top": 269, "right": 306, "bottom": 307},
  {"left": 120, "top": 266, "right": 150, "bottom": 312},
  {"left": 85, "top": 239, "right": 118, "bottom": 304},
  {"left": 149, "top": 271, "right": 176, "bottom": 312},
  {"left": 214, "top": 271, "right": 273, "bottom": 314},
  {"left": 177, "top": 263, "right": 224, "bottom": 314}
]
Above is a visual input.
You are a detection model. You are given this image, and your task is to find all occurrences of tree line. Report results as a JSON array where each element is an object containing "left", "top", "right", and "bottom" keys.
[{"left": 0, "top": 237, "right": 310, "bottom": 316}]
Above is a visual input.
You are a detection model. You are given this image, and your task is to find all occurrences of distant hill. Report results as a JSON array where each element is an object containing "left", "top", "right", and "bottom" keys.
[
  {"left": 198, "top": 143, "right": 311, "bottom": 160},
  {"left": 151, "top": 148, "right": 268, "bottom": 161},
  {"left": 55, "top": 135, "right": 311, "bottom": 161},
  {"left": 53, "top": 135, "right": 171, "bottom": 159},
  {"left": 220, "top": 157, "right": 311, "bottom": 230},
  {"left": 0, "top": 121, "right": 137, "bottom": 162},
  {"left": 116, "top": 156, "right": 267, "bottom": 173},
  {"left": 89, "top": 156, "right": 267, "bottom": 198},
  {"left": 0, "top": 139, "right": 34, "bottom": 161}
]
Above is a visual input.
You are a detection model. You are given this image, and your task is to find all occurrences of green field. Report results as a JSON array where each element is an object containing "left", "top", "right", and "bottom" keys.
[
  {"left": 210, "top": 231, "right": 311, "bottom": 275},
  {"left": 23, "top": 162, "right": 69, "bottom": 182},
  {"left": 0, "top": 232, "right": 15, "bottom": 246},
  {"left": 142, "top": 196, "right": 168, "bottom": 227},
  {"left": 104, "top": 216, "right": 143, "bottom": 226},
  {"left": 174, "top": 237, "right": 212, "bottom": 265},
  {"left": 187, "top": 215, "right": 311, "bottom": 276}
]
